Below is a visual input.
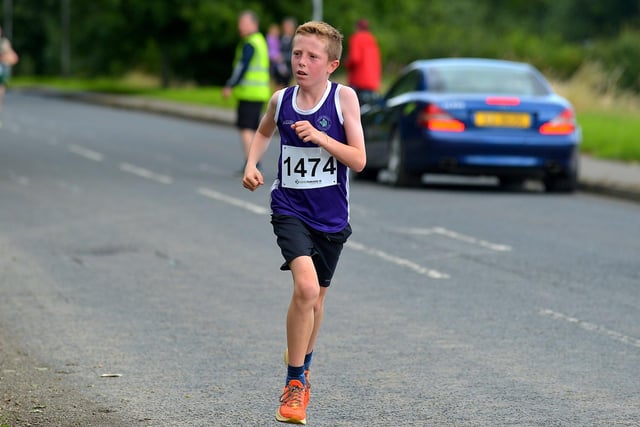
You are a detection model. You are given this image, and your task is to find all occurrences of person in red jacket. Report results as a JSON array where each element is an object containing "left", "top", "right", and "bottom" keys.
[{"left": 345, "top": 19, "right": 381, "bottom": 104}]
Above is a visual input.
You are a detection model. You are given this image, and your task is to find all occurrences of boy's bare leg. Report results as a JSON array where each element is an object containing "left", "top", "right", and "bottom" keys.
[
  {"left": 287, "top": 256, "right": 320, "bottom": 367},
  {"left": 306, "top": 286, "right": 327, "bottom": 354}
]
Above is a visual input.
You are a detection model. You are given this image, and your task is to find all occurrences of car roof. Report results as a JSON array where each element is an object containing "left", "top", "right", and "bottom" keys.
[
  {"left": 410, "top": 58, "right": 536, "bottom": 72},
  {"left": 407, "top": 58, "right": 552, "bottom": 94}
]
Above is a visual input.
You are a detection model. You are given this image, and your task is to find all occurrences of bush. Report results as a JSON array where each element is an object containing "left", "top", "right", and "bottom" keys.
[
  {"left": 499, "top": 31, "right": 583, "bottom": 79},
  {"left": 588, "top": 28, "right": 640, "bottom": 93}
]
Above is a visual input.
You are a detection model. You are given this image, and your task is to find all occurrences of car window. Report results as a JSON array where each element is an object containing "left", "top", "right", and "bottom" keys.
[
  {"left": 385, "top": 70, "right": 423, "bottom": 99},
  {"left": 426, "top": 65, "right": 550, "bottom": 96}
]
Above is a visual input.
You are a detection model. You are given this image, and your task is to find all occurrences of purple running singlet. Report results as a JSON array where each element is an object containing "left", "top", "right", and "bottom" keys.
[{"left": 270, "top": 82, "right": 350, "bottom": 233}]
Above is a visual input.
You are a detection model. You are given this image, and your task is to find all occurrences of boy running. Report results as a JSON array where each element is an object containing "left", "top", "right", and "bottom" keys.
[{"left": 242, "top": 21, "right": 366, "bottom": 425}]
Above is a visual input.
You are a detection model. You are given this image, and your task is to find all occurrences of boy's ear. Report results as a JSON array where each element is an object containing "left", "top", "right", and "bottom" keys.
[{"left": 328, "top": 59, "right": 340, "bottom": 74}]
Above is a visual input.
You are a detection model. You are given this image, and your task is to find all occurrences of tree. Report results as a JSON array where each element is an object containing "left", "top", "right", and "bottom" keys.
[{"left": 2, "top": 0, "right": 639, "bottom": 91}]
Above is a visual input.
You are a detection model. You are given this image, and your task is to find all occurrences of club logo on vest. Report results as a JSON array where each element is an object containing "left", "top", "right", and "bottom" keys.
[{"left": 316, "top": 116, "right": 332, "bottom": 132}]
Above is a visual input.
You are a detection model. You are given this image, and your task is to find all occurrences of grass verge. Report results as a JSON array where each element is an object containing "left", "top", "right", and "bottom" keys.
[{"left": 578, "top": 111, "right": 640, "bottom": 162}]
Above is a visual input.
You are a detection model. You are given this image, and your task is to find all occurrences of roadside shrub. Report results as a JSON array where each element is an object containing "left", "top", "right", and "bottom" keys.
[
  {"left": 588, "top": 28, "right": 640, "bottom": 93},
  {"left": 500, "top": 31, "right": 583, "bottom": 79}
]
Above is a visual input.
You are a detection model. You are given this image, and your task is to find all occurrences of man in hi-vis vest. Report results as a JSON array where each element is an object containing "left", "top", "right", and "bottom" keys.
[{"left": 223, "top": 10, "right": 271, "bottom": 172}]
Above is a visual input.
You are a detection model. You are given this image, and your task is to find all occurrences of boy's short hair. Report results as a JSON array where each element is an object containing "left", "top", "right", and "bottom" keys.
[{"left": 295, "top": 21, "right": 343, "bottom": 61}]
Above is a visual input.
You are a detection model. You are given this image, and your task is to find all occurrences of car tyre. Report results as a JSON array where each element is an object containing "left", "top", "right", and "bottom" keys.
[
  {"left": 350, "top": 167, "right": 379, "bottom": 181},
  {"left": 543, "top": 170, "right": 577, "bottom": 193},
  {"left": 498, "top": 176, "right": 525, "bottom": 190},
  {"left": 386, "top": 130, "right": 421, "bottom": 187}
]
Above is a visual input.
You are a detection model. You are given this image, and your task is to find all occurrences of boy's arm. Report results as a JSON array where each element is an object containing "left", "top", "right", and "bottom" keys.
[
  {"left": 242, "top": 91, "right": 280, "bottom": 191},
  {"left": 338, "top": 85, "right": 367, "bottom": 172},
  {"left": 291, "top": 86, "right": 366, "bottom": 172}
]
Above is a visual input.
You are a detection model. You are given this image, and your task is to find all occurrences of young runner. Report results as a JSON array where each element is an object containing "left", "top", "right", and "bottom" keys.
[{"left": 242, "top": 20, "right": 366, "bottom": 425}]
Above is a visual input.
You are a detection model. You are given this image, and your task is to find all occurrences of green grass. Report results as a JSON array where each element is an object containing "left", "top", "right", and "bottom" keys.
[
  {"left": 140, "top": 87, "right": 229, "bottom": 107},
  {"left": 578, "top": 111, "right": 640, "bottom": 162},
  {"left": 9, "top": 76, "right": 640, "bottom": 163},
  {"left": 11, "top": 75, "right": 151, "bottom": 94},
  {"left": 10, "top": 76, "right": 229, "bottom": 107}
]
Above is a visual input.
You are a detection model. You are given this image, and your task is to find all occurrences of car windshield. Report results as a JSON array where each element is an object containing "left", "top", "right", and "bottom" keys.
[{"left": 426, "top": 64, "right": 550, "bottom": 96}]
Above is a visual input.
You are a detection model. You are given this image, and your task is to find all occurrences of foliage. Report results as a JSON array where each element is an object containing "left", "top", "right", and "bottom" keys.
[
  {"left": 1, "top": 0, "right": 640, "bottom": 91},
  {"left": 587, "top": 29, "right": 640, "bottom": 92}
]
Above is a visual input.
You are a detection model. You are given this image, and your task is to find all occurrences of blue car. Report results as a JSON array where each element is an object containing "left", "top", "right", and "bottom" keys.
[{"left": 358, "top": 58, "right": 581, "bottom": 192}]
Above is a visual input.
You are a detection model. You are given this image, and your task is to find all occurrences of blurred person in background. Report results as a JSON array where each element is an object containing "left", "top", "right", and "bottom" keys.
[
  {"left": 345, "top": 19, "right": 381, "bottom": 105},
  {"left": 223, "top": 10, "right": 271, "bottom": 172},
  {"left": 267, "top": 22, "right": 285, "bottom": 91},
  {"left": 0, "top": 25, "right": 19, "bottom": 120},
  {"left": 276, "top": 17, "right": 297, "bottom": 89}
]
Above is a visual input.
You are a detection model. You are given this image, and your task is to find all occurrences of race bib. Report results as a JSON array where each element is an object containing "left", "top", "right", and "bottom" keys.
[{"left": 281, "top": 145, "right": 338, "bottom": 189}]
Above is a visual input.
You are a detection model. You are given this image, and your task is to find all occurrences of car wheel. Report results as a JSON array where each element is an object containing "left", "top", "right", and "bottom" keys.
[
  {"left": 498, "top": 176, "right": 525, "bottom": 190},
  {"left": 386, "top": 130, "right": 421, "bottom": 187},
  {"left": 543, "top": 170, "right": 577, "bottom": 193},
  {"left": 350, "top": 166, "right": 379, "bottom": 181}
]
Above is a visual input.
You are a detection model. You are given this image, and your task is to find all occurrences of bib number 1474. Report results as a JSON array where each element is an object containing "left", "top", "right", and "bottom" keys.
[{"left": 281, "top": 145, "right": 337, "bottom": 189}]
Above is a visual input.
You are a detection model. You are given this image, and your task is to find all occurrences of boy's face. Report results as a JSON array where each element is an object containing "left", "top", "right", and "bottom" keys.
[{"left": 291, "top": 34, "right": 339, "bottom": 85}]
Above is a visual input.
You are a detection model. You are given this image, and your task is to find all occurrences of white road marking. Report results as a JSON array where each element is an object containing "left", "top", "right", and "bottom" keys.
[
  {"left": 395, "top": 226, "right": 512, "bottom": 252},
  {"left": 67, "top": 144, "right": 104, "bottom": 162},
  {"left": 345, "top": 240, "right": 450, "bottom": 279},
  {"left": 119, "top": 162, "right": 173, "bottom": 184},
  {"left": 196, "top": 187, "right": 449, "bottom": 278},
  {"left": 539, "top": 308, "right": 640, "bottom": 348},
  {"left": 1, "top": 122, "right": 20, "bottom": 134},
  {"left": 56, "top": 180, "right": 83, "bottom": 194},
  {"left": 197, "top": 187, "right": 269, "bottom": 215},
  {"left": 8, "top": 171, "right": 30, "bottom": 186},
  {"left": 12, "top": 116, "right": 455, "bottom": 281}
]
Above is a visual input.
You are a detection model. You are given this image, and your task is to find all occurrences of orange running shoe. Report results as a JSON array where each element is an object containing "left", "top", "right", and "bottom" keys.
[
  {"left": 303, "top": 370, "right": 311, "bottom": 407},
  {"left": 275, "top": 379, "right": 307, "bottom": 425},
  {"left": 284, "top": 348, "right": 311, "bottom": 407}
]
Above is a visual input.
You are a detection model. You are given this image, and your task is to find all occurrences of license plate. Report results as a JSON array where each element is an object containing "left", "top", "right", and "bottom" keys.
[{"left": 474, "top": 112, "right": 531, "bottom": 128}]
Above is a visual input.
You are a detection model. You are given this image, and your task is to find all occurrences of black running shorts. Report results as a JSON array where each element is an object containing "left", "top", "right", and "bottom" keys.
[
  {"left": 236, "top": 100, "right": 263, "bottom": 130},
  {"left": 271, "top": 214, "right": 352, "bottom": 287}
]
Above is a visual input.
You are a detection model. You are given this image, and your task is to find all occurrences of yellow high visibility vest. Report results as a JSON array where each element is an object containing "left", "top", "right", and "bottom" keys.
[{"left": 232, "top": 32, "right": 271, "bottom": 102}]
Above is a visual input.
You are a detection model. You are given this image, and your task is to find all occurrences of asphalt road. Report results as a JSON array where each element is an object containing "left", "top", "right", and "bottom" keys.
[{"left": 1, "top": 92, "right": 639, "bottom": 426}]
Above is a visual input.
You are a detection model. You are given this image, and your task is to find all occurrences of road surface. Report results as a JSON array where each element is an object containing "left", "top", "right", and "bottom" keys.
[{"left": 1, "top": 92, "right": 639, "bottom": 426}]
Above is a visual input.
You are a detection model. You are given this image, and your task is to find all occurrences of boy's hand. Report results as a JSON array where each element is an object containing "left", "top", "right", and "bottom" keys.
[
  {"left": 292, "top": 121, "right": 324, "bottom": 146},
  {"left": 242, "top": 164, "right": 264, "bottom": 192}
]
